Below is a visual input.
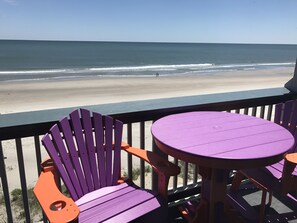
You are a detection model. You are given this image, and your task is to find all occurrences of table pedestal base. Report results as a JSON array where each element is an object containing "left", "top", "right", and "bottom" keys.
[{"left": 179, "top": 167, "right": 230, "bottom": 223}]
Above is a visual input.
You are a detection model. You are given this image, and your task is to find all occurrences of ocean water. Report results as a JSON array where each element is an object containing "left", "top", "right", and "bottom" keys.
[{"left": 0, "top": 40, "right": 296, "bottom": 82}]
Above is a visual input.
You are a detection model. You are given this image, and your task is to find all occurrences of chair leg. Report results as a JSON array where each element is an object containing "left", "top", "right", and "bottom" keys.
[
  {"left": 259, "top": 189, "right": 267, "bottom": 223},
  {"left": 231, "top": 171, "right": 245, "bottom": 192},
  {"left": 268, "top": 191, "right": 273, "bottom": 207},
  {"left": 191, "top": 198, "right": 209, "bottom": 223}
]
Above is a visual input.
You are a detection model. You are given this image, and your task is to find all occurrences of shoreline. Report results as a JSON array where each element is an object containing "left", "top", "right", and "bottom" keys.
[{"left": 0, "top": 67, "right": 293, "bottom": 114}]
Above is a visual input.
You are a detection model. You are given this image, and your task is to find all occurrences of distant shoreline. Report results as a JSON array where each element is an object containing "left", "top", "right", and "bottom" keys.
[{"left": 0, "top": 64, "right": 294, "bottom": 83}]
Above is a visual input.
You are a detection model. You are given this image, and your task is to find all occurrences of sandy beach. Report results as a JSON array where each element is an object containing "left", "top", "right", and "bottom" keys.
[
  {"left": 0, "top": 67, "right": 294, "bottom": 221},
  {"left": 0, "top": 67, "right": 293, "bottom": 114}
]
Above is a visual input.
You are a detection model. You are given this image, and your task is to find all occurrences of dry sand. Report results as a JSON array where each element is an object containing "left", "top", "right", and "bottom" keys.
[
  {"left": 0, "top": 67, "right": 293, "bottom": 114},
  {"left": 0, "top": 67, "right": 294, "bottom": 219}
]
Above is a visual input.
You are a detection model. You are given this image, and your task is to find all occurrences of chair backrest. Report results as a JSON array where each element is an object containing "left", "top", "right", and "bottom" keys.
[
  {"left": 274, "top": 100, "right": 297, "bottom": 153},
  {"left": 42, "top": 109, "right": 123, "bottom": 201}
]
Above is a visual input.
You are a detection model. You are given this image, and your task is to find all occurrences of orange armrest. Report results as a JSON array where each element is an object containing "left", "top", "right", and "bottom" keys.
[
  {"left": 40, "top": 157, "right": 55, "bottom": 171},
  {"left": 121, "top": 142, "right": 180, "bottom": 177},
  {"left": 285, "top": 152, "right": 297, "bottom": 165},
  {"left": 282, "top": 152, "right": 297, "bottom": 181},
  {"left": 33, "top": 170, "right": 79, "bottom": 223}
]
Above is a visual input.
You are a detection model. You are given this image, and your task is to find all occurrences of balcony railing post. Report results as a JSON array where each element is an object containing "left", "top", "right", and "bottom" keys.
[
  {"left": 15, "top": 138, "right": 31, "bottom": 223},
  {"left": 34, "top": 135, "right": 42, "bottom": 175},
  {"left": 151, "top": 140, "right": 159, "bottom": 191},
  {"left": 127, "top": 124, "right": 133, "bottom": 179},
  {"left": 173, "top": 158, "right": 178, "bottom": 190},
  {"left": 182, "top": 161, "right": 189, "bottom": 187},
  {"left": 0, "top": 141, "right": 13, "bottom": 223},
  {"left": 267, "top": 104, "right": 273, "bottom": 121}
]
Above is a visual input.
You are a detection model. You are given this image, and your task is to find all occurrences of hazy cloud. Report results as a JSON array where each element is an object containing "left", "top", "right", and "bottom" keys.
[{"left": 2, "top": 0, "right": 17, "bottom": 5}]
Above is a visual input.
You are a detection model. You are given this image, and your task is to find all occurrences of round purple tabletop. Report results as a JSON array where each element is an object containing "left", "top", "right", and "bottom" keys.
[{"left": 152, "top": 112, "right": 295, "bottom": 169}]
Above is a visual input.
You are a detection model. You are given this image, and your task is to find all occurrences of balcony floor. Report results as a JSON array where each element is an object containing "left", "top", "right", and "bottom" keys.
[{"left": 168, "top": 182, "right": 297, "bottom": 223}]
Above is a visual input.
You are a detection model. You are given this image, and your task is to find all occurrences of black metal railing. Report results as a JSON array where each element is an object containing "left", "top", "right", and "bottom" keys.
[{"left": 0, "top": 87, "right": 296, "bottom": 222}]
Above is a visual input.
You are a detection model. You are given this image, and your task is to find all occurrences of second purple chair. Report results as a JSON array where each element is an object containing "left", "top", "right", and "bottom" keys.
[{"left": 231, "top": 100, "right": 297, "bottom": 222}]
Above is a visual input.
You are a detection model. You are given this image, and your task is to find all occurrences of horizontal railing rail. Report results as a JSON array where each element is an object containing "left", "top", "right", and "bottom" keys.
[
  {"left": 0, "top": 87, "right": 294, "bottom": 140},
  {"left": 0, "top": 87, "right": 296, "bottom": 222}
]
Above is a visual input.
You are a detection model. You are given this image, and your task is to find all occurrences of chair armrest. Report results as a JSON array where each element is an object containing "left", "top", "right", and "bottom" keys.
[
  {"left": 285, "top": 153, "right": 297, "bottom": 165},
  {"left": 121, "top": 142, "right": 180, "bottom": 177},
  {"left": 121, "top": 142, "right": 180, "bottom": 200},
  {"left": 33, "top": 159, "right": 80, "bottom": 223},
  {"left": 281, "top": 153, "right": 297, "bottom": 193}
]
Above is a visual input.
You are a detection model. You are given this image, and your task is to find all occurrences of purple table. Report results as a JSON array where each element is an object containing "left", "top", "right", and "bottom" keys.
[{"left": 151, "top": 112, "right": 294, "bottom": 223}]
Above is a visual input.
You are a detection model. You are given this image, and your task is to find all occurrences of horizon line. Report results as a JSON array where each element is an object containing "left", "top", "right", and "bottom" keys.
[{"left": 1, "top": 38, "right": 297, "bottom": 46}]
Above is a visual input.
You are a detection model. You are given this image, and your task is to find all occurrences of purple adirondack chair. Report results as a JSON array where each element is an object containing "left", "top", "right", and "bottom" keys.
[
  {"left": 33, "top": 108, "right": 180, "bottom": 223},
  {"left": 231, "top": 100, "right": 297, "bottom": 222}
]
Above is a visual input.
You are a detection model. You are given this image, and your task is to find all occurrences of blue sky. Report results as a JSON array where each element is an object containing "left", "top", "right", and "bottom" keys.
[{"left": 0, "top": 0, "right": 297, "bottom": 44}]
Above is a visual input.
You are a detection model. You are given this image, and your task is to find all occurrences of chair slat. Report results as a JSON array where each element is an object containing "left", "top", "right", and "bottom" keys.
[
  {"left": 93, "top": 112, "right": 106, "bottom": 188},
  {"left": 265, "top": 163, "right": 284, "bottom": 179},
  {"left": 282, "top": 100, "right": 294, "bottom": 128},
  {"left": 70, "top": 110, "right": 94, "bottom": 192},
  {"left": 60, "top": 117, "right": 87, "bottom": 196},
  {"left": 288, "top": 100, "right": 297, "bottom": 135},
  {"left": 79, "top": 185, "right": 136, "bottom": 212},
  {"left": 104, "top": 116, "right": 113, "bottom": 186},
  {"left": 51, "top": 125, "right": 84, "bottom": 198},
  {"left": 112, "top": 120, "right": 123, "bottom": 185},
  {"left": 42, "top": 133, "right": 79, "bottom": 200},
  {"left": 75, "top": 182, "right": 130, "bottom": 206},
  {"left": 81, "top": 109, "right": 100, "bottom": 190},
  {"left": 79, "top": 189, "right": 157, "bottom": 223},
  {"left": 104, "top": 196, "right": 162, "bottom": 223},
  {"left": 275, "top": 100, "right": 297, "bottom": 153},
  {"left": 290, "top": 100, "right": 297, "bottom": 153},
  {"left": 292, "top": 131, "right": 297, "bottom": 153},
  {"left": 274, "top": 103, "right": 283, "bottom": 125}
]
